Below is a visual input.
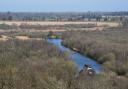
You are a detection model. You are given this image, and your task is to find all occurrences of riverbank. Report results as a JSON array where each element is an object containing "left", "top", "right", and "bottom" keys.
[
  {"left": 47, "top": 38, "right": 102, "bottom": 73},
  {"left": 62, "top": 42, "right": 101, "bottom": 64},
  {"left": 62, "top": 29, "right": 128, "bottom": 77}
]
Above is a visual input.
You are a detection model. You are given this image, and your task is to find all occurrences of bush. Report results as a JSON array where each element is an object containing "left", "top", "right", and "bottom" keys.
[
  {"left": 122, "top": 19, "right": 128, "bottom": 27},
  {"left": 0, "top": 23, "right": 18, "bottom": 30}
]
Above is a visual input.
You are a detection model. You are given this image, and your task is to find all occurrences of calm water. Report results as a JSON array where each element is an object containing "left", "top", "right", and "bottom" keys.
[{"left": 47, "top": 38, "right": 102, "bottom": 73}]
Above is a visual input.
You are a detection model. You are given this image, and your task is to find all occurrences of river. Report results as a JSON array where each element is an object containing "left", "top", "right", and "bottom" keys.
[{"left": 47, "top": 38, "right": 102, "bottom": 73}]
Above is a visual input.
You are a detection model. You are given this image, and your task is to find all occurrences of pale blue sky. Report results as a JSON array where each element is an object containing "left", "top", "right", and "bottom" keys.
[{"left": 0, "top": 0, "right": 128, "bottom": 12}]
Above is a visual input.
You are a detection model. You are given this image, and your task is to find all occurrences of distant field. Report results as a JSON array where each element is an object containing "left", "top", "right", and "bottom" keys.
[{"left": 0, "top": 21, "right": 119, "bottom": 27}]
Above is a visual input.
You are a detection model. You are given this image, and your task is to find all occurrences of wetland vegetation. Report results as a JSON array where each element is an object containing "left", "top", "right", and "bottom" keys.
[{"left": 0, "top": 12, "right": 128, "bottom": 89}]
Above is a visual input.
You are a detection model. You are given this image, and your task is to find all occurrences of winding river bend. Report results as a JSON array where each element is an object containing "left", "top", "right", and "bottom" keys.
[{"left": 47, "top": 38, "right": 102, "bottom": 73}]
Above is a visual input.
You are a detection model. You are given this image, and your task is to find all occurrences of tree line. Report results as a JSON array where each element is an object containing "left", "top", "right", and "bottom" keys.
[{"left": 0, "top": 12, "right": 128, "bottom": 21}]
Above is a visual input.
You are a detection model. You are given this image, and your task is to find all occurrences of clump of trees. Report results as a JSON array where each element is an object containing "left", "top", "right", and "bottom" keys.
[
  {"left": 0, "top": 23, "right": 18, "bottom": 30},
  {"left": 122, "top": 18, "right": 128, "bottom": 27}
]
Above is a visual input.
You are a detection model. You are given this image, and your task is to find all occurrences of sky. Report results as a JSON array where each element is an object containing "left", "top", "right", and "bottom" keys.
[{"left": 0, "top": 0, "right": 128, "bottom": 12}]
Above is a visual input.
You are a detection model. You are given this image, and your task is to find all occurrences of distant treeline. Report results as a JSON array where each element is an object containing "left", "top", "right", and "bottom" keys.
[{"left": 0, "top": 12, "right": 128, "bottom": 21}]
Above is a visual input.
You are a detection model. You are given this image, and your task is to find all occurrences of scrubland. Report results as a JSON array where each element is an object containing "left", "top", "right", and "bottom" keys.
[{"left": 0, "top": 21, "right": 128, "bottom": 89}]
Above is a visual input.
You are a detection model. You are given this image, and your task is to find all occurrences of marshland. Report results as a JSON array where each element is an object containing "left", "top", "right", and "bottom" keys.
[{"left": 0, "top": 12, "right": 128, "bottom": 89}]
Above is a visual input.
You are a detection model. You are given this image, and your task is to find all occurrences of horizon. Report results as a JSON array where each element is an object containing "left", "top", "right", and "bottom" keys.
[
  {"left": 0, "top": 11, "right": 128, "bottom": 13},
  {"left": 0, "top": 10, "right": 128, "bottom": 13},
  {"left": 0, "top": 0, "right": 128, "bottom": 12}
]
